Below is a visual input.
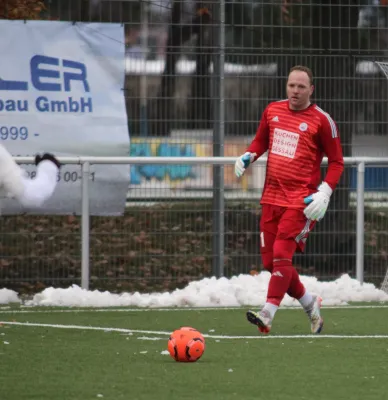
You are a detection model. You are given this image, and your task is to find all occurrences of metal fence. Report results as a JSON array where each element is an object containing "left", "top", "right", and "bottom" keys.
[
  {"left": 1, "top": 1, "right": 388, "bottom": 292},
  {"left": 0, "top": 156, "right": 387, "bottom": 295},
  {"left": 3, "top": 2, "right": 388, "bottom": 143}
]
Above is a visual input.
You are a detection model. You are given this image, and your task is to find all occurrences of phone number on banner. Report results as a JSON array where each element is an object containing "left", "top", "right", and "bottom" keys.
[
  {"left": 0, "top": 126, "right": 29, "bottom": 140},
  {"left": 26, "top": 171, "right": 97, "bottom": 183}
]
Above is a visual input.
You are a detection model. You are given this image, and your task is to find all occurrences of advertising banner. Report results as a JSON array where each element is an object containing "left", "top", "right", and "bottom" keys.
[{"left": 0, "top": 20, "right": 130, "bottom": 215}]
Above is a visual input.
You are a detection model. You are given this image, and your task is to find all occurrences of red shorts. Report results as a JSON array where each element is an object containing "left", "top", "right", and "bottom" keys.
[{"left": 259, "top": 204, "right": 316, "bottom": 253}]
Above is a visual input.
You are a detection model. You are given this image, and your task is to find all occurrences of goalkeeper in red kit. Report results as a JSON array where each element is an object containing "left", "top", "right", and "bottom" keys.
[{"left": 235, "top": 65, "right": 344, "bottom": 334}]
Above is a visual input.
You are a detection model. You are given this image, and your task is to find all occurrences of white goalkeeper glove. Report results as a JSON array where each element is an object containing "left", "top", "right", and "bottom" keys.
[
  {"left": 235, "top": 152, "right": 256, "bottom": 178},
  {"left": 303, "top": 182, "right": 333, "bottom": 221}
]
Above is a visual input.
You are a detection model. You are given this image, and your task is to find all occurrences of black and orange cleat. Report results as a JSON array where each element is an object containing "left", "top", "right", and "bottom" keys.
[{"left": 246, "top": 309, "right": 272, "bottom": 334}]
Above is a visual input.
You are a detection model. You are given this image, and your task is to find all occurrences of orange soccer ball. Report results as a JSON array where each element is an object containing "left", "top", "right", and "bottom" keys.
[{"left": 167, "top": 326, "right": 205, "bottom": 362}]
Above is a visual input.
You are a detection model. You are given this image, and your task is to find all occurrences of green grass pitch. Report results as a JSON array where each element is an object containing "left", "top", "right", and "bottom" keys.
[{"left": 0, "top": 304, "right": 387, "bottom": 400}]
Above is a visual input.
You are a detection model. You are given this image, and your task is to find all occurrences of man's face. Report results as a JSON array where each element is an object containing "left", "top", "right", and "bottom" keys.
[{"left": 286, "top": 71, "right": 314, "bottom": 110}]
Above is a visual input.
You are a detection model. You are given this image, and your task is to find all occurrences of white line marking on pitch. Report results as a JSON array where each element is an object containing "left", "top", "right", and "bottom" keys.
[
  {"left": 1, "top": 321, "right": 388, "bottom": 339},
  {"left": 0, "top": 304, "right": 387, "bottom": 314},
  {"left": 0, "top": 321, "right": 171, "bottom": 336}
]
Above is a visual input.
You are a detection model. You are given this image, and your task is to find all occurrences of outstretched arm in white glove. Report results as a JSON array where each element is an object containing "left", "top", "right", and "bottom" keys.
[
  {"left": 0, "top": 144, "right": 61, "bottom": 208},
  {"left": 303, "top": 181, "right": 333, "bottom": 221},
  {"left": 19, "top": 154, "right": 61, "bottom": 207},
  {"left": 234, "top": 152, "right": 257, "bottom": 178}
]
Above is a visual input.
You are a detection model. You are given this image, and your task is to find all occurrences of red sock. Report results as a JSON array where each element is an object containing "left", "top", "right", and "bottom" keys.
[
  {"left": 266, "top": 239, "right": 298, "bottom": 306},
  {"left": 287, "top": 268, "right": 306, "bottom": 300},
  {"left": 267, "top": 261, "right": 293, "bottom": 306}
]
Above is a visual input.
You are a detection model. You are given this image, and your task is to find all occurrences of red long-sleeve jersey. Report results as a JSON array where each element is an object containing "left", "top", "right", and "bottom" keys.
[{"left": 246, "top": 100, "right": 344, "bottom": 209}]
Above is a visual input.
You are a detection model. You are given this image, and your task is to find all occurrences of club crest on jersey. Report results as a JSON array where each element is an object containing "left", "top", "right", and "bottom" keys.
[{"left": 299, "top": 122, "right": 308, "bottom": 131}]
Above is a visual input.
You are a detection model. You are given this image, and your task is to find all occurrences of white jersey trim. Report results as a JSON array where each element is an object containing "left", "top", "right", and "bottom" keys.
[{"left": 315, "top": 106, "right": 338, "bottom": 138}]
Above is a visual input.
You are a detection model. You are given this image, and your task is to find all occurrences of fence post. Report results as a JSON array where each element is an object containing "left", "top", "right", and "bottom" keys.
[
  {"left": 356, "top": 161, "right": 365, "bottom": 284},
  {"left": 81, "top": 161, "right": 91, "bottom": 290},
  {"left": 212, "top": 0, "right": 226, "bottom": 278},
  {"left": 140, "top": 1, "right": 149, "bottom": 137}
]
